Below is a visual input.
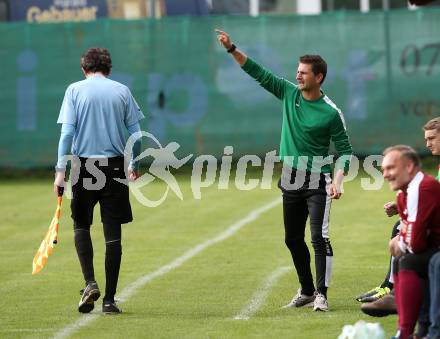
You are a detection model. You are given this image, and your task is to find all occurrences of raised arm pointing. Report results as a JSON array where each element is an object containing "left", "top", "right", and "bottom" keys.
[{"left": 215, "top": 29, "right": 247, "bottom": 66}]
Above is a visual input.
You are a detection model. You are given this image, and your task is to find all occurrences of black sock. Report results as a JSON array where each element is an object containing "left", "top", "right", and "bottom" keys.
[
  {"left": 103, "top": 223, "right": 122, "bottom": 302},
  {"left": 380, "top": 281, "right": 393, "bottom": 289},
  {"left": 104, "top": 240, "right": 122, "bottom": 302},
  {"left": 380, "top": 256, "right": 394, "bottom": 290},
  {"left": 74, "top": 226, "right": 95, "bottom": 283}
]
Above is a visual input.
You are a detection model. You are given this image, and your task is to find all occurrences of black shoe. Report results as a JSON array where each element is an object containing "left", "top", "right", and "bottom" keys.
[
  {"left": 356, "top": 286, "right": 391, "bottom": 303},
  {"left": 102, "top": 301, "right": 122, "bottom": 314},
  {"left": 78, "top": 281, "right": 101, "bottom": 313},
  {"left": 361, "top": 294, "right": 397, "bottom": 317}
]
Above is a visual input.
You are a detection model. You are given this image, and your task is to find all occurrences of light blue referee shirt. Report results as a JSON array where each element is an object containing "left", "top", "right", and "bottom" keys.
[{"left": 57, "top": 74, "right": 145, "bottom": 159}]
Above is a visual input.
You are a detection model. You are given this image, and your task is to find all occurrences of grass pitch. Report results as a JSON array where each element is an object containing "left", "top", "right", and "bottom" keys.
[{"left": 0, "top": 169, "right": 414, "bottom": 339}]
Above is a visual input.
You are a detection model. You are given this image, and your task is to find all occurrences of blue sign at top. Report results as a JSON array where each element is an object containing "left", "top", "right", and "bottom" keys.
[{"left": 9, "top": 0, "right": 108, "bottom": 22}]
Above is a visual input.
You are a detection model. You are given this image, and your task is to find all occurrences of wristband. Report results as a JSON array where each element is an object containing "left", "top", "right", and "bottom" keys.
[{"left": 227, "top": 44, "right": 236, "bottom": 53}]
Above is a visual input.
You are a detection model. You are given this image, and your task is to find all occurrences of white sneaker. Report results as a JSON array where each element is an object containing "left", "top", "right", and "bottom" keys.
[
  {"left": 282, "top": 288, "right": 316, "bottom": 308},
  {"left": 313, "top": 293, "right": 329, "bottom": 312}
]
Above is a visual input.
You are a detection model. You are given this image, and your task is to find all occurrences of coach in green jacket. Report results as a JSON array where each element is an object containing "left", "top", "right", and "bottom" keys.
[{"left": 216, "top": 29, "right": 353, "bottom": 312}]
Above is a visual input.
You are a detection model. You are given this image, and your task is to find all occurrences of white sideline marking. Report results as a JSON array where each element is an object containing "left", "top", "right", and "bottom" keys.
[
  {"left": 52, "top": 197, "right": 281, "bottom": 339},
  {"left": 233, "top": 266, "right": 291, "bottom": 320}
]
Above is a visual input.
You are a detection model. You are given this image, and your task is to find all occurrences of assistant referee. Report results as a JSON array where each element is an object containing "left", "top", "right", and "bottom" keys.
[{"left": 54, "top": 47, "right": 144, "bottom": 314}]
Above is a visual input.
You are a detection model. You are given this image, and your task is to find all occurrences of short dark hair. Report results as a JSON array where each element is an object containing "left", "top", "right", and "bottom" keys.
[
  {"left": 383, "top": 145, "right": 421, "bottom": 168},
  {"left": 299, "top": 55, "right": 327, "bottom": 84},
  {"left": 423, "top": 117, "right": 440, "bottom": 132},
  {"left": 81, "top": 47, "right": 112, "bottom": 75}
]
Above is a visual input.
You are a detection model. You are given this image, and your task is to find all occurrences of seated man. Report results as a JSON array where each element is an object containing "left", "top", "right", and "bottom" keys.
[
  {"left": 426, "top": 252, "right": 440, "bottom": 339},
  {"left": 419, "top": 117, "right": 440, "bottom": 339},
  {"left": 359, "top": 117, "right": 440, "bottom": 324},
  {"left": 382, "top": 145, "right": 440, "bottom": 339}
]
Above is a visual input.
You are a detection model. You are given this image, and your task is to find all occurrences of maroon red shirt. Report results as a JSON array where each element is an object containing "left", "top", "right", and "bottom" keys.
[{"left": 397, "top": 171, "right": 440, "bottom": 254}]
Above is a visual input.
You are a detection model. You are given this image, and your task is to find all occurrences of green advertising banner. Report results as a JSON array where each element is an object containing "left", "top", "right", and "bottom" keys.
[{"left": 0, "top": 9, "right": 439, "bottom": 168}]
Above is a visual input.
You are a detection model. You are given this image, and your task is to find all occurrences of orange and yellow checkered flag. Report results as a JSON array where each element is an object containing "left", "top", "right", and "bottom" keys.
[{"left": 32, "top": 187, "right": 64, "bottom": 275}]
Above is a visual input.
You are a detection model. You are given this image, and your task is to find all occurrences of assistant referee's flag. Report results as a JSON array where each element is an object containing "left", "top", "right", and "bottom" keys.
[{"left": 32, "top": 186, "right": 64, "bottom": 275}]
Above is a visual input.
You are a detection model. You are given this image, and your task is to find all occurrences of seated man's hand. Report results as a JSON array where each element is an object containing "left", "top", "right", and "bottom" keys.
[
  {"left": 384, "top": 201, "right": 398, "bottom": 217},
  {"left": 389, "top": 235, "right": 403, "bottom": 257}
]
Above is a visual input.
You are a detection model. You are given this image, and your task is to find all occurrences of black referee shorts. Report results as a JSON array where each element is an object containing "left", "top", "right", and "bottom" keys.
[{"left": 70, "top": 156, "right": 133, "bottom": 226}]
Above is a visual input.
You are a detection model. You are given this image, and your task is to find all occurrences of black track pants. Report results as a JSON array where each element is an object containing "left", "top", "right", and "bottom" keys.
[{"left": 279, "top": 167, "right": 333, "bottom": 297}]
